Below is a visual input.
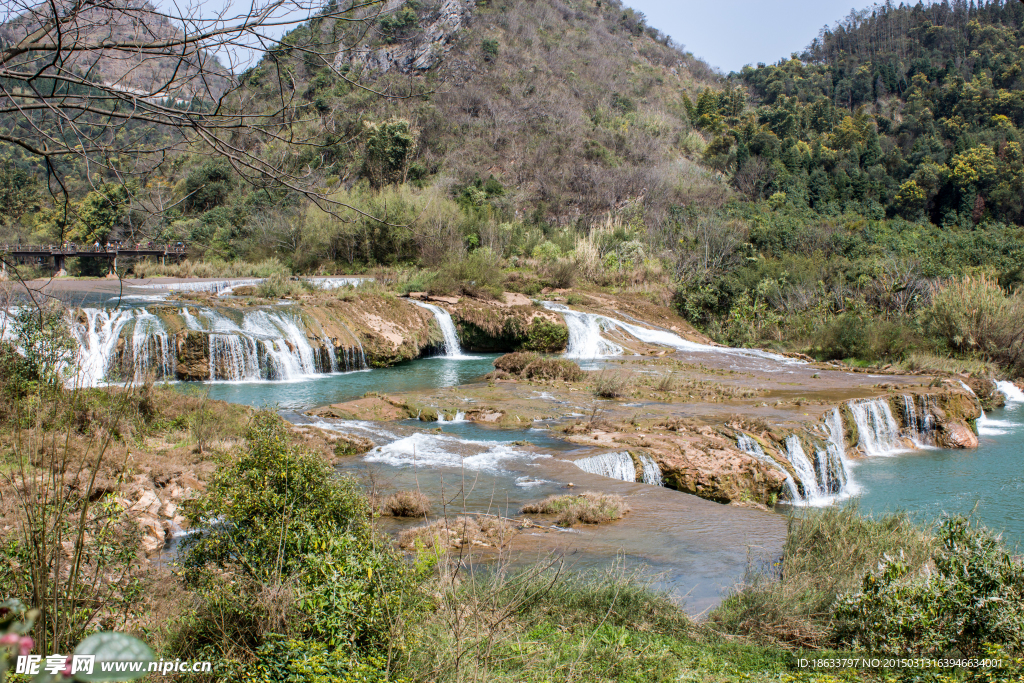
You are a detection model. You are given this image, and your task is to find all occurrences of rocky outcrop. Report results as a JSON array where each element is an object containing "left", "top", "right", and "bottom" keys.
[
  {"left": 176, "top": 330, "right": 210, "bottom": 381},
  {"left": 561, "top": 422, "right": 789, "bottom": 506},
  {"left": 448, "top": 297, "right": 568, "bottom": 353},
  {"left": 335, "top": 0, "right": 474, "bottom": 74}
]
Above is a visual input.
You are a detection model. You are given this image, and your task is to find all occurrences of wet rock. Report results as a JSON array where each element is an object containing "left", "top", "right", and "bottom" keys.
[{"left": 936, "top": 422, "right": 979, "bottom": 449}]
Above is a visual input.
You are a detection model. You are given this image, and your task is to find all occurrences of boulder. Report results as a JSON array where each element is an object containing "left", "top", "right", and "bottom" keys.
[{"left": 936, "top": 421, "right": 979, "bottom": 449}]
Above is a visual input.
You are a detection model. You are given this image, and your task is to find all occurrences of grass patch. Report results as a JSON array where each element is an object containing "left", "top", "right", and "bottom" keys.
[
  {"left": 493, "top": 352, "right": 585, "bottom": 381},
  {"left": 520, "top": 492, "right": 631, "bottom": 526},
  {"left": 377, "top": 490, "right": 431, "bottom": 518},
  {"left": 594, "top": 370, "right": 632, "bottom": 398},
  {"left": 397, "top": 514, "right": 518, "bottom": 550}
]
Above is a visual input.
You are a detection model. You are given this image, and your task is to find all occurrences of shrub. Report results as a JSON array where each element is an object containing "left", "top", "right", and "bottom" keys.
[
  {"left": 542, "top": 258, "right": 577, "bottom": 289},
  {"left": 521, "top": 319, "right": 569, "bottom": 353},
  {"left": 709, "top": 505, "right": 932, "bottom": 648},
  {"left": 397, "top": 515, "right": 517, "bottom": 550},
  {"left": 520, "top": 492, "right": 630, "bottom": 526},
  {"left": 184, "top": 160, "right": 235, "bottom": 213},
  {"left": 255, "top": 273, "right": 313, "bottom": 298},
  {"left": 176, "top": 412, "right": 407, "bottom": 659},
  {"left": 834, "top": 515, "right": 1024, "bottom": 657},
  {"left": 493, "top": 352, "right": 584, "bottom": 381}
]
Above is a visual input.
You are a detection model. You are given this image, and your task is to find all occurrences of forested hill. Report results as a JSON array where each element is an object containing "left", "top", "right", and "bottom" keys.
[{"left": 699, "top": 0, "right": 1024, "bottom": 226}]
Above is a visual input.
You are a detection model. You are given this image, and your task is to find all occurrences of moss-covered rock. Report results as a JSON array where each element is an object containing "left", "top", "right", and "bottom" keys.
[{"left": 176, "top": 330, "right": 210, "bottom": 381}]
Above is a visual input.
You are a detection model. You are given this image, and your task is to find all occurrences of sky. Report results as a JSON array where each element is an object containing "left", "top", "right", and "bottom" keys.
[{"left": 624, "top": 0, "right": 871, "bottom": 73}]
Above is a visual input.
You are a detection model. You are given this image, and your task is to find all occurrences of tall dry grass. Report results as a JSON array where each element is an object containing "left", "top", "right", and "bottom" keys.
[
  {"left": 927, "top": 275, "right": 1024, "bottom": 372},
  {"left": 131, "top": 257, "right": 290, "bottom": 279},
  {"left": 709, "top": 505, "right": 933, "bottom": 648}
]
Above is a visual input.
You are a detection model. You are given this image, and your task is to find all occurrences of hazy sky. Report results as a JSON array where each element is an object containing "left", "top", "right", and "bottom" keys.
[{"left": 625, "top": 0, "right": 868, "bottom": 73}]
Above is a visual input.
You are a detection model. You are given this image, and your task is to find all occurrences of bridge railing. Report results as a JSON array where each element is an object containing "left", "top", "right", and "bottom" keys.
[{"left": 1, "top": 243, "right": 190, "bottom": 254}]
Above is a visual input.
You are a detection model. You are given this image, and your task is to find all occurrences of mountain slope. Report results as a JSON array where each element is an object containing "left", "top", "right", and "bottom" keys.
[{"left": 244, "top": 0, "right": 729, "bottom": 222}]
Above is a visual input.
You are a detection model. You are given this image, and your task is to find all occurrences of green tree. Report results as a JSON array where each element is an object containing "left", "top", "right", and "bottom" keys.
[{"left": 362, "top": 119, "right": 417, "bottom": 189}]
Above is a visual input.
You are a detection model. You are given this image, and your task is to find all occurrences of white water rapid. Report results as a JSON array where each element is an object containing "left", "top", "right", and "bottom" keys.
[{"left": 571, "top": 451, "right": 662, "bottom": 485}]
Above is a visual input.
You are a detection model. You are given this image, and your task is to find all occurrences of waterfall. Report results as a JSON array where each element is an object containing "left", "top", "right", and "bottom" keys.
[
  {"left": 637, "top": 452, "right": 663, "bottom": 485},
  {"left": 848, "top": 398, "right": 903, "bottom": 455},
  {"left": 996, "top": 381, "right": 1024, "bottom": 404},
  {"left": 541, "top": 301, "right": 799, "bottom": 363},
  {"left": 438, "top": 411, "right": 466, "bottom": 423},
  {"left": 820, "top": 408, "right": 853, "bottom": 495},
  {"left": 131, "top": 309, "right": 176, "bottom": 382},
  {"left": 70, "top": 305, "right": 347, "bottom": 384},
  {"left": 337, "top": 321, "right": 368, "bottom": 372},
  {"left": 541, "top": 302, "right": 623, "bottom": 359},
  {"left": 785, "top": 436, "right": 827, "bottom": 504},
  {"left": 736, "top": 434, "right": 801, "bottom": 502},
  {"left": 572, "top": 451, "right": 662, "bottom": 485},
  {"left": 72, "top": 309, "right": 134, "bottom": 386},
  {"left": 410, "top": 300, "right": 472, "bottom": 358},
  {"left": 210, "top": 334, "right": 261, "bottom": 381}
]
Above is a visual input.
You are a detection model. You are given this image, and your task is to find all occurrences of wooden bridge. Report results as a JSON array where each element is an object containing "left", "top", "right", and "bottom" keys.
[{"left": 1, "top": 243, "right": 188, "bottom": 274}]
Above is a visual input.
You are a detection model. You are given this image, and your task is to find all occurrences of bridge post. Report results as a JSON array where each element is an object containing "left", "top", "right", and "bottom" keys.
[{"left": 54, "top": 253, "right": 66, "bottom": 277}]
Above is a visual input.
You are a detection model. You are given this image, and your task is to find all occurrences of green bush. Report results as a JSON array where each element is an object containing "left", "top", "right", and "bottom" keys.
[
  {"left": 177, "top": 413, "right": 408, "bottom": 661},
  {"left": 834, "top": 515, "right": 1024, "bottom": 657},
  {"left": 710, "top": 505, "right": 932, "bottom": 648},
  {"left": 521, "top": 319, "right": 568, "bottom": 353}
]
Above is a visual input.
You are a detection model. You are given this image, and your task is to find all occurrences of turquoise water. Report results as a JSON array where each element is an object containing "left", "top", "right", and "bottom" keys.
[
  {"left": 851, "top": 402, "right": 1024, "bottom": 549},
  {"left": 196, "top": 355, "right": 499, "bottom": 410}
]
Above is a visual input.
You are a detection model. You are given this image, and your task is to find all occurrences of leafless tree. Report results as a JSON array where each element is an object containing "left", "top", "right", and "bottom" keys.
[{"left": 0, "top": 0, "right": 391, "bottom": 213}]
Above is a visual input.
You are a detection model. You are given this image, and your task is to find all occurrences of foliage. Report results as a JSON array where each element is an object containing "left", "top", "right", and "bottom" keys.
[
  {"left": 521, "top": 318, "right": 569, "bottom": 353},
  {"left": 362, "top": 119, "right": 417, "bottom": 189},
  {"left": 176, "top": 412, "right": 408, "bottom": 660},
  {"left": 726, "top": 0, "right": 1024, "bottom": 226},
  {"left": 927, "top": 275, "right": 1024, "bottom": 371},
  {"left": 184, "top": 161, "right": 235, "bottom": 214},
  {"left": 834, "top": 515, "right": 1024, "bottom": 657}
]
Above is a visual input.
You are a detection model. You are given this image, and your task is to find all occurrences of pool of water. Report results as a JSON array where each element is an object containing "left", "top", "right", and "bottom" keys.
[
  {"left": 851, "top": 401, "right": 1024, "bottom": 549},
  {"left": 192, "top": 355, "right": 499, "bottom": 410},
  {"left": 298, "top": 415, "right": 786, "bottom": 615}
]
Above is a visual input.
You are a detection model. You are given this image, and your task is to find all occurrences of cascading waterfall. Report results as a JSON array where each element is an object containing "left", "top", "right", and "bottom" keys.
[
  {"left": 785, "top": 436, "right": 827, "bottom": 504},
  {"left": 71, "top": 305, "right": 355, "bottom": 385},
  {"left": 337, "top": 321, "right": 368, "bottom": 372},
  {"left": 736, "top": 434, "right": 801, "bottom": 502},
  {"left": 572, "top": 451, "right": 662, "bottom": 485},
  {"left": 72, "top": 309, "right": 134, "bottom": 386},
  {"left": 410, "top": 300, "right": 473, "bottom": 358},
  {"left": 438, "top": 411, "right": 466, "bottom": 423},
  {"left": 996, "top": 381, "right": 1024, "bottom": 403},
  {"left": 131, "top": 309, "right": 176, "bottom": 381},
  {"left": 541, "top": 301, "right": 798, "bottom": 362},
  {"left": 848, "top": 398, "right": 903, "bottom": 455},
  {"left": 820, "top": 408, "right": 853, "bottom": 495},
  {"left": 542, "top": 302, "right": 624, "bottom": 359}
]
